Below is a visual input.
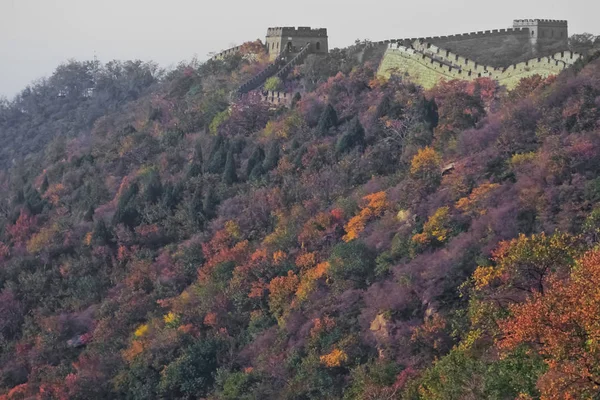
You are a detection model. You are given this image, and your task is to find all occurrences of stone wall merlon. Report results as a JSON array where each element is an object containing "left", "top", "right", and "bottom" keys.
[{"left": 267, "top": 27, "right": 327, "bottom": 37}]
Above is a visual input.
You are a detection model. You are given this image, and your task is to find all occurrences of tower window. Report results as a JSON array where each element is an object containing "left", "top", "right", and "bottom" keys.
[
  {"left": 531, "top": 30, "right": 535, "bottom": 37},
  {"left": 316, "top": 42, "right": 321, "bottom": 50}
]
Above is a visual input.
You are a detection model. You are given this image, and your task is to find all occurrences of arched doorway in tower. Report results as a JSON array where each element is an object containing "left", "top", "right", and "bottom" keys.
[
  {"left": 286, "top": 41, "right": 293, "bottom": 52},
  {"left": 316, "top": 42, "right": 321, "bottom": 51}
]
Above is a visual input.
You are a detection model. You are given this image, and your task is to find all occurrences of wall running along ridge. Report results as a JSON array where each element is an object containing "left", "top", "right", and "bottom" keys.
[{"left": 377, "top": 40, "right": 580, "bottom": 89}]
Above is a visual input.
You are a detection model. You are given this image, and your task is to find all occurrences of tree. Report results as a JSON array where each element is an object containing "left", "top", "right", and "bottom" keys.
[
  {"left": 263, "top": 141, "right": 280, "bottom": 171},
  {"left": 569, "top": 33, "right": 599, "bottom": 54},
  {"left": 113, "top": 182, "right": 141, "bottom": 228},
  {"left": 336, "top": 117, "right": 365, "bottom": 154},
  {"left": 498, "top": 249, "right": 600, "bottom": 399},
  {"left": 158, "top": 338, "right": 223, "bottom": 399},
  {"left": 222, "top": 150, "right": 238, "bottom": 184},
  {"left": 246, "top": 146, "right": 265, "bottom": 177},
  {"left": 203, "top": 187, "right": 218, "bottom": 220},
  {"left": 472, "top": 232, "right": 584, "bottom": 299},
  {"left": 410, "top": 146, "right": 442, "bottom": 188},
  {"left": 328, "top": 241, "right": 376, "bottom": 289},
  {"left": 316, "top": 103, "right": 338, "bottom": 136},
  {"left": 264, "top": 76, "right": 283, "bottom": 91},
  {"left": 40, "top": 175, "right": 49, "bottom": 193},
  {"left": 207, "top": 135, "right": 227, "bottom": 174},
  {"left": 143, "top": 171, "right": 163, "bottom": 204},
  {"left": 343, "top": 192, "right": 388, "bottom": 242}
]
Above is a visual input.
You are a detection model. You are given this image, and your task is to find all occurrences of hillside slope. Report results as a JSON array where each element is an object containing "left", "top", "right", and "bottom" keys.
[{"left": 0, "top": 42, "right": 600, "bottom": 400}]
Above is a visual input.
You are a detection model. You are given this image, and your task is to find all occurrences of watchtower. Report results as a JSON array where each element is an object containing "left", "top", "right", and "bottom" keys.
[
  {"left": 265, "top": 27, "right": 328, "bottom": 61},
  {"left": 512, "top": 19, "right": 568, "bottom": 47}
]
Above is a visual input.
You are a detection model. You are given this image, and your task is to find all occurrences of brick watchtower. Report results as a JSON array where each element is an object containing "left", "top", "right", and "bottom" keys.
[
  {"left": 512, "top": 19, "right": 568, "bottom": 47},
  {"left": 265, "top": 27, "right": 328, "bottom": 61}
]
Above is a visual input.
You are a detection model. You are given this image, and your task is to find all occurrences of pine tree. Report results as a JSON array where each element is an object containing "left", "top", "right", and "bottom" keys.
[
  {"left": 84, "top": 205, "right": 95, "bottom": 222},
  {"left": 144, "top": 171, "right": 163, "bottom": 204},
  {"left": 336, "top": 117, "right": 365, "bottom": 155},
  {"left": 263, "top": 142, "right": 280, "bottom": 171},
  {"left": 40, "top": 175, "right": 49, "bottom": 193},
  {"left": 246, "top": 146, "right": 265, "bottom": 177},
  {"left": 203, "top": 187, "right": 218, "bottom": 220},
  {"left": 207, "top": 135, "right": 227, "bottom": 174},
  {"left": 249, "top": 163, "right": 266, "bottom": 181},
  {"left": 92, "top": 219, "right": 114, "bottom": 245},
  {"left": 316, "top": 103, "right": 338, "bottom": 136},
  {"left": 222, "top": 150, "right": 238, "bottom": 184},
  {"left": 188, "top": 141, "right": 204, "bottom": 177}
]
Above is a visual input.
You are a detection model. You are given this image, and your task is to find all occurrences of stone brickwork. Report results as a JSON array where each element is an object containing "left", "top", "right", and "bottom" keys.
[
  {"left": 378, "top": 41, "right": 580, "bottom": 89},
  {"left": 210, "top": 45, "right": 245, "bottom": 61},
  {"left": 266, "top": 27, "right": 328, "bottom": 61},
  {"left": 513, "top": 19, "right": 568, "bottom": 47},
  {"left": 261, "top": 90, "right": 293, "bottom": 107}
]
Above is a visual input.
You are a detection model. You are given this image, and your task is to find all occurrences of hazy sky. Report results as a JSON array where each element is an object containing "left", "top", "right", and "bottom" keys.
[{"left": 1, "top": 0, "right": 598, "bottom": 99}]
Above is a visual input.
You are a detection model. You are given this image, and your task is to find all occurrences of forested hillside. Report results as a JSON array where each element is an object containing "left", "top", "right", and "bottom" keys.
[{"left": 1, "top": 39, "right": 600, "bottom": 399}]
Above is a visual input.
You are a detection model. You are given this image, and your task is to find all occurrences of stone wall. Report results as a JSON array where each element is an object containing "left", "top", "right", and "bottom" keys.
[
  {"left": 266, "top": 27, "right": 328, "bottom": 61},
  {"left": 378, "top": 42, "right": 580, "bottom": 90},
  {"left": 210, "top": 45, "right": 245, "bottom": 61},
  {"left": 261, "top": 90, "right": 293, "bottom": 107}
]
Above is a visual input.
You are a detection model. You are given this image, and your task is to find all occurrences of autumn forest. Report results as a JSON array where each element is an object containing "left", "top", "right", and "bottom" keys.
[{"left": 1, "top": 36, "right": 600, "bottom": 399}]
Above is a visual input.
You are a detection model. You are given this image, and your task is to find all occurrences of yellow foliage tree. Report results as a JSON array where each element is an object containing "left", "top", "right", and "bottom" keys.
[
  {"left": 410, "top": 146, "right": 442, "bottom": 186},
  {"left": 320, "top": 348, "right": 348, "bottom": 367},
  {"left": 343, "top": 192, "right": 388, "bottom": 242},
  {"left": 27, "top": 223, "right": 60, "bottom": 254},
  {"left": 411, "top": 206, "right": 451, "bottom": 249}
]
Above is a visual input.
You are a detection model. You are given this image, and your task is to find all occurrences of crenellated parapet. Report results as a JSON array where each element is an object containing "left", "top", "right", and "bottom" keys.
[
  {"left": 261, "top": 90, "right": 293, "bottom": 107},
  {"left": 210, "top": 45, "right": 245, "bottom": 61},
  {"left": 378, "top": 40, "right": 581, "bottom": 89},
  {"left": 267, "top": 27, "right": 328, "bottom": 38}
]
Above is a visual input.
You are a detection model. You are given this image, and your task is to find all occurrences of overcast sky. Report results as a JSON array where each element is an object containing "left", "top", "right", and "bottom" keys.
[{"left": 0, "top": 0, "right": 598, "bottom": 99}]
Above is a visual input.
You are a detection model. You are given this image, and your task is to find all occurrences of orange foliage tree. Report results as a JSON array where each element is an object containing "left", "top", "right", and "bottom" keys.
[
  {"left": 498, "top": 249, "right": 600, "bottom": 399},
  {"left": 343, "top": 192, "right": 388, "bottom": 242}
]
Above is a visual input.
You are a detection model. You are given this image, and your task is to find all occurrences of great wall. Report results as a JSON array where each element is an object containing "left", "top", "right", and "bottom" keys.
[{"left": 209, "top": 19, "right": 581, "bottom": 106}]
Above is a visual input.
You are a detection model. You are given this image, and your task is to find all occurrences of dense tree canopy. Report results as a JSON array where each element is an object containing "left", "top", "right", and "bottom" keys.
[{"left": 0, "top": 36, "right": 600, "bottom": 399}]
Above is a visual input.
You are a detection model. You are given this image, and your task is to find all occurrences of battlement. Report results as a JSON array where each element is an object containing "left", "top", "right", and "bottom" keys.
[
  {"left": 261, "top": 90, "right": 293, "bottom": 107},
  {"left": 513, "top": 19, "right": 568, "bottom": 26},
  {"left": 267, "top": 27, "right": 328, "bottom": 38},
  {"left": 379, "top": 39, "right": 580, "bottom": 89},
  {"left": 210, "top": 45, "right": 244, "bottom": 61}
]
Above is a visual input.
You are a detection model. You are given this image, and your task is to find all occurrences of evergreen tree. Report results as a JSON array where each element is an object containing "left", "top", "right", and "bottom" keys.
[
  {"left": 84, "top": 205, "right": 95, "bottom": 222},
  {"left": 263, "top": 141, "right": 280, "bottom": 171},
  {"left": 246, "top": 146, "right": 265, "bottom": 177},
  {"left": 143, "top": 171, "right": 163, "bottom": 204},
  {"left": 207, "top": 135, "right": 227, "bottom": 174},
  {"left": 316, "top": 103, "right": 338, "bottom": 136},
  {"left": 336, "top": 117, "right": 366, "bottom": 155},
  {"left": 222, "top": 150, "right": 238, "bottom": 185},
  {"left": 161, "top": 182, "right": 182, "bottom": 210},
  {"left": 24, "top": 186, "right": 45, "bottom": 215},
  {"left": 249, "top": 163, "right": 266, "bottom": 181},
  {"left": 293, "top": 145, "right": 308, "bottom": 169},
  {"left": 113, "top": 182, "right": 140, "bottom": 228},
  {"left": 188, "top": 189, "right": 205, "bottom": 227},
  {"left": 187, "top": 141, "right": 204, "bottom": 178},
  {"left": 291, "top": 92, "right": 302, "bottom": 108},
  {"left": 203, "top": 187, "right": 218, "bottom": 220},
  {"left": 40, "top": 175, "right": 49, "bottom": 193},
  {"left": 92, "top": 219, "right": 114, "bottom": 245}
]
